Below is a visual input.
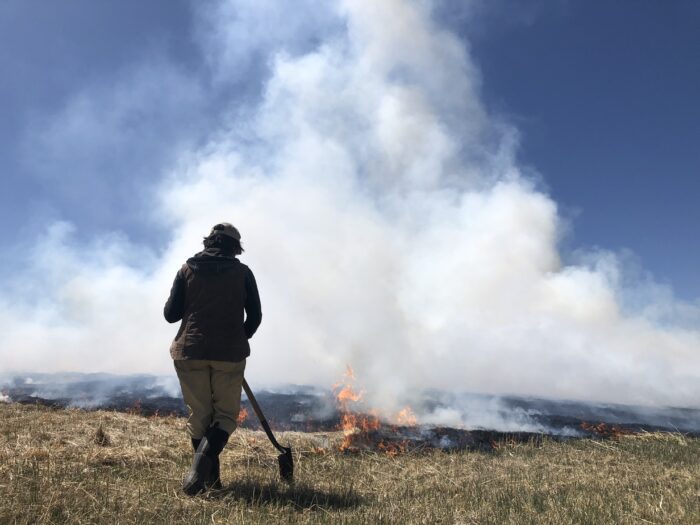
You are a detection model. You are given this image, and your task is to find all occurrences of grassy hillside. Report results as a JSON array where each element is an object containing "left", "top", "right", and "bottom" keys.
[{"left": 0, "top": 402, "right": 697, "bottom": 524}]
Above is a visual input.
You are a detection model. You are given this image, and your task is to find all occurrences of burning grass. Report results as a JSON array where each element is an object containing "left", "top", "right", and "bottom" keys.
[
  {"left": 333, "top": 365, "right": 427, "bottom": 454},
  {"left": 0, "top": 402, "right": 698, "bottom": 524}
]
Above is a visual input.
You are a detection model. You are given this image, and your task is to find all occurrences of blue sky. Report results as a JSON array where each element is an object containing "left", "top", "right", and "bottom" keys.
[
  {"left": 463, "top": 1, "right": 700, "bottom": 300},
  {"left": 1, "top": 0, "right": 698, "bottom": 298}
]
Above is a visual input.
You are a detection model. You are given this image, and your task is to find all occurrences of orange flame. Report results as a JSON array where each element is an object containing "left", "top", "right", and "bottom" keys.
[
  {"left": 334, "top": 365, "right": 367, "bottom": 450},
  {"left": 580, "top": 421, "right": 631, "bottom": 440},
  {"left": 333, "top": 365, "right": 363, "bottom": 407},
  {"left": 343, "top": 364, "right": 355, "bottom": 380},
  {"left": 333, "top": 364, "right": 418, "bottom": 454},
  {"left": 395, "top": 406, "right": 418, "bottom": 426},
  {"left": 359, "top": 410, "right": 381, "bottom": 431},
  {"left": 237, "top": 407, "right": 249, "bottom": 425},
  {"left": 378, "top": 440, "right": 409, "bottom": 457},
  {"left": 337, "top": 386, "right": 363, "bottom": 403}
]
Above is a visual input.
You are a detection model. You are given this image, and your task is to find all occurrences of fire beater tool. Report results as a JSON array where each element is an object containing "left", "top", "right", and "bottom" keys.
[{"left": 242, "top": 378, "right": 294, "bottom": 482}]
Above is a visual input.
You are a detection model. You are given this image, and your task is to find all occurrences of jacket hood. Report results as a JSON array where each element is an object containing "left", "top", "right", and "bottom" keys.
[{"left": 186, "top": 248, "right": 240, "bottom": 274}]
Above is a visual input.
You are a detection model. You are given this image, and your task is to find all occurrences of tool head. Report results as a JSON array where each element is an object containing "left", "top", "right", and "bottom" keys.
[{"left": 278, "top": 447, "right": 294, "bottom": 483}]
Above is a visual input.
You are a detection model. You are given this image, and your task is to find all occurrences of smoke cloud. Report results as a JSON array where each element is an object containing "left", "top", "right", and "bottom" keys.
[{"left": 1, "top": 0, "right": 698, "bottom": 418}]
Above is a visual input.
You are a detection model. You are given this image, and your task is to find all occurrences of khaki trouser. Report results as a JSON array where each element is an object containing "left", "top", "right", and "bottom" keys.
[{"left": 174, "top": 359, "right": 246, "bottom": 438}]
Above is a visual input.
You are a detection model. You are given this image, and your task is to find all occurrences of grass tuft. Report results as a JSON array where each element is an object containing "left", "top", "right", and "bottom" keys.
[{"left": 93, "top": 424, "right": 111, "bottom": 447}]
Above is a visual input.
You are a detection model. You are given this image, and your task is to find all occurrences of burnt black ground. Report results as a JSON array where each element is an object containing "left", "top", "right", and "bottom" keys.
[{"left": 1, "top": 373, "right": 698, "bottom": 443}]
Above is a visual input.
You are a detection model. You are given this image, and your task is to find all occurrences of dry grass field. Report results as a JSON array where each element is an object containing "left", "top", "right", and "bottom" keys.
[{"left": 0, "top": 402, "right": 697, "bottom": 524}]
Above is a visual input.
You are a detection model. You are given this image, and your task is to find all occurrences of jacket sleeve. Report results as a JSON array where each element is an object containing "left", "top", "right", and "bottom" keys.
[
  {"left": 163, "top": 268, "right": 186, "bottom": 323},
  {"left": 243, "top": 268, "right": 262, "bottom": 338}
]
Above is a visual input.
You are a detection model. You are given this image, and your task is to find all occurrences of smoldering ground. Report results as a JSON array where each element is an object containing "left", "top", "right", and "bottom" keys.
[
  {"left": 1, "top": 372, "right": 699, "bottom": 438},
  {"left": 0, "top": 0, "right": 698, "bottom": 426}
]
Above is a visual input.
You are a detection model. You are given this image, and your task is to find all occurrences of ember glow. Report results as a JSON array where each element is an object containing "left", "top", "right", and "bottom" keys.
[
  {"left": 237, "top": 407, "right": 249, "bottom": 426},
  {"left": 579, "top": 422, "right": 633, "bottom": 440}
]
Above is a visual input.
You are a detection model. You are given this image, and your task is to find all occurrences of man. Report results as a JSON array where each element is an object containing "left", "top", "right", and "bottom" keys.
[{"left": 164, "top": 222, "right": 262, "bottom": 495}]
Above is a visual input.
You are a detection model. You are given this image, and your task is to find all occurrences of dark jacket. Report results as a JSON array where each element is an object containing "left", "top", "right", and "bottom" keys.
[{"left": 164, "top": 248, "right": 262, "bottom": 362}]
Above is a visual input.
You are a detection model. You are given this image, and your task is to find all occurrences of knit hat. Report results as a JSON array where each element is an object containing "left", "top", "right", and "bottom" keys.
[{"left": 209, "top": 222, "right": 241, "bottom": 241}]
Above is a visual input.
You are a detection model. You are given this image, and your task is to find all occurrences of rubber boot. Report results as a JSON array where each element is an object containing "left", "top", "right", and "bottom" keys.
[
  {"left": 182, "top": 426, "right": 229, "bottom": 495},
  {"left": 210, "top": 456, "right": 222, "bottom": 491},
  {"left": 190, "top": 437, "right": 221, "bottom": 490}
]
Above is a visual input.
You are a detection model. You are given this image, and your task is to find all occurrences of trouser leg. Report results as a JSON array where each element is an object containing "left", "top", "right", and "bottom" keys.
[
  {"left": 206, "top": 359, "right": 244, "bottom": 490},
  {"left": 174, "top": 360, "right": 214, "bottom": 440},
  {"left": 210, "top": 359, "right": 246, "bottom": 435},
  {"left": 176, "top": 358, "right": 244, "bottom": 494}
]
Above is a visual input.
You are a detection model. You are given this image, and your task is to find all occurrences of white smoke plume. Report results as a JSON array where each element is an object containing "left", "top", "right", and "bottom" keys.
[{"left": 1, "top": 0, "right": 698, "bottom": 419}]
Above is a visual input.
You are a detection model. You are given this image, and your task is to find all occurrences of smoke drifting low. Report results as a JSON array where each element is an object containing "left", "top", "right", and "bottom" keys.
[{"left": 1, "top": 0, "right": 698, "bottom": 419}]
